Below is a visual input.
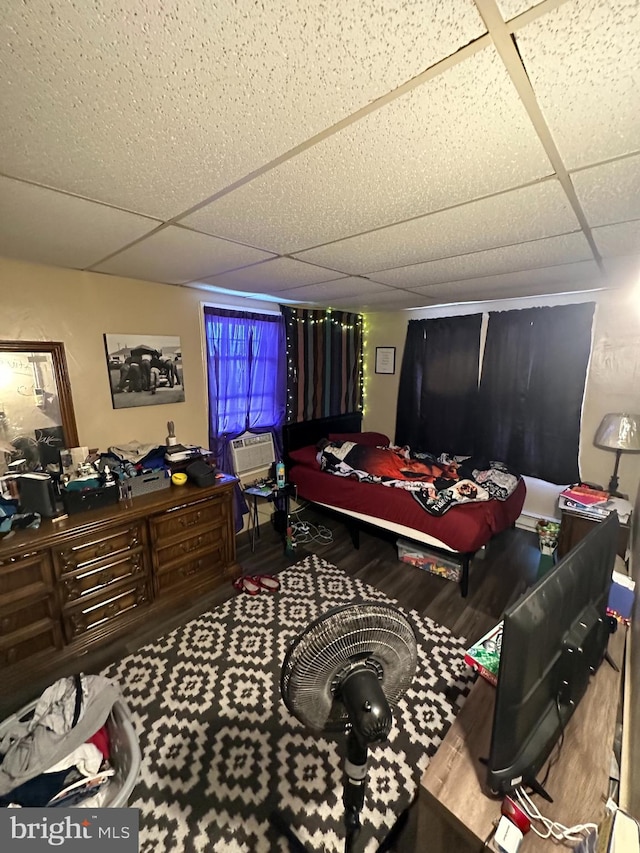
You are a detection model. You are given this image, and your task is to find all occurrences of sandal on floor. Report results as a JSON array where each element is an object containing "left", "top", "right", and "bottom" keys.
[
  {"left": 254, "top": 574, "right": 280, "bottom": 592},
  {"left": 233, "top": 576, "right": 261, "bottom": 595}
]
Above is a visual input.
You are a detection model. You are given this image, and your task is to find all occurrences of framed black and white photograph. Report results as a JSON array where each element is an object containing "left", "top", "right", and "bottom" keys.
[
  {"left": 104, "top": 334, "right": 185, "bottom": 409},
  {"left": 375, "top": 346, "right": 396, "bottom": 375}
]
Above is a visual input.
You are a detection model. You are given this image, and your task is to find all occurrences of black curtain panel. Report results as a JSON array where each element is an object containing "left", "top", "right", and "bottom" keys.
[
  {"left": 476, "top": 302, "right": 595, "bottom": 484},
  {"left": 395, "top": 314, "right": 482, "bottom": 454}
]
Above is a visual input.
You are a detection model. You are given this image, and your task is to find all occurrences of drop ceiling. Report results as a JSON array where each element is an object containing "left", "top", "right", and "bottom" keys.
[{"left": 1, "top": 0, "right": 639, "bottom": 312}]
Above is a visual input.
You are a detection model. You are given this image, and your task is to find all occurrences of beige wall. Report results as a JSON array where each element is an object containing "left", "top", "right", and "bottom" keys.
[
  {"left": 364, "top": 289, "right": 640, "bottom": 502},
  {"left": 1, "top": 255, "right": 275, "bottom": 452},
  {"left": 4, "top": 253, "right": 640, "bottom": 503}
]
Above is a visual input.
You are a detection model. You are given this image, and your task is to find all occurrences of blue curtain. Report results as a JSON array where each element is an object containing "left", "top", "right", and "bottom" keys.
[{"left": 204, "top": 307, "right": 286, "bottom": 531}]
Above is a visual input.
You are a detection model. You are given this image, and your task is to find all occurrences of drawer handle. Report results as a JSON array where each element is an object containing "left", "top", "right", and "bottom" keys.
[
  {"left": 180, "top": 561, "right": 202, "bottom": 578},
  {"left": 71, "top": 614, "right": 88, "bottom": 634},
  {"left": 6, "top": 647, "right": 18, "bottom": 665},
  {"left": 181, "top": 536, "right": 203, "bottom": 554},
  {"left": 96, "top": 542, "right": 111, "bottom": 556},
  {"left": 61, "top": 551, "right": 78, "bottom": 570},
  {"left": 1, "top": 616, "right": 13, "bottom": 634},
  {"left": 179, "top": 512, "right": 202, "bottom": 529},
  {"left": 63, "top": 577, "right": 81, "bottom": 601}
]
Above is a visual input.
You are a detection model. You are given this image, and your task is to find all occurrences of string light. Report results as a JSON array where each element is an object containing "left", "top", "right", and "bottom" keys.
[{"left": 283, "top": 306, "right": 364, "bottom": 422}]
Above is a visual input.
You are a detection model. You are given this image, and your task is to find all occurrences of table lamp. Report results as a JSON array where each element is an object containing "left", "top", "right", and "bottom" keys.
[{"left": 594, "top": 412, "right": 640, "bottom": 497}]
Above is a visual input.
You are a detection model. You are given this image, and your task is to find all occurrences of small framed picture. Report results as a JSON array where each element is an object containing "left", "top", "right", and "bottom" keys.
[{"left": 375, "top": 346, "right": 396, "bottom": 375}]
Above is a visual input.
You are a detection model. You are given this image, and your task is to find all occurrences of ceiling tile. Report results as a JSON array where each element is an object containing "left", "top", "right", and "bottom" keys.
[
  {"left": 413, "top": 275, "right": 604, "bottom": 304},
  {"left": 495, "top": 0, "right": 542, "bottom": 18},
  {"left": 409, "top": 260, "right": 604, "bottom": 301},
  {"left": 0, "top": 176, "right": 159, "bottom": 269},
  {"left": 571, "top": 155, "right": 640, "bottom": 227},
  {"left": 602, "top": 254, "right": 640, "bottom": 289},
  {"left": 180, "top": 46, "right": 553, "bottom": 254},
  {"left": 592, "top": 221, "right": 640, "bottom": 258},
  {"left": 0, "top": 0, "right": 486, "bottom": 220},
  {"left": 515, "top": 0, "right": 640, "bottom": 168},
  {"left": 276, "top": 277, "right": 392, "bottom": 303},
  {"left": 293, "top": 180, "right": 579, "bottom": 274},
  {"left": 371, "top": 233, "right": 594, "bottom": 288},
  {"left": 92, "top": 226, "right": 274, "bottom": 283},
  {"left": 330, "top": 290, "right": 435, "bottom": 310},
  {"left": 196, "top": 257, "right": 346, "bottom": 293}
]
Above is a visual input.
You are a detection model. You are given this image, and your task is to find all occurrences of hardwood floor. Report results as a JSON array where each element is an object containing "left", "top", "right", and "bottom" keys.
[
  {"left": 239, "top": 503, "right": 541, "bottom": 647},
  {"left": 238, "top": 505, "right": 541, "bottom": 853},
  {"left": 6, "top": 505, "right": 541, "bottom": 852}
]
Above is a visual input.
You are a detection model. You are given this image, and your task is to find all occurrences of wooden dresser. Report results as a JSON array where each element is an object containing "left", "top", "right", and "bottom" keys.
[{"left": 0, "top": 477, "right": 240, "bottom": 704}]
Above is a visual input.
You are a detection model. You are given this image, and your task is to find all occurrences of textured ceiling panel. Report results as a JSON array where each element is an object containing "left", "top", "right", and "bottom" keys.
[
  {"left": 329, "top": 289, "right": 435, "bottom": 310},
  {"left": 180, "top": 46, "right": 553, "bottom": 253},
  {"left": 515, "top": 0, "right": 640, "bottom": 168},
  {"left": 293, "top": 180, "right": 579, "bottom": 274},
  {"left": 409, "top": 259, "right": 603, "bottom": 297},
  {"left": 571, "top": 155, "right": 640, "bottom": 227},
  {"left": 0, "top": 177, "right": 159, "bottom": 270},
  {"left": 372, "top": 232, "right": 593, "bottom": 288},
  {"left": 275, "top": 277, "right": 392, "bottom": 303},
  {"left": 412, "top": 274, "right": 605, "bottom": 304},
  {"left": 494, "top": 0, "right": 542, "bottom": 19},
  {"left": 592, "top": 221, "right": 640, "bottom": 259},
  {"left": 0, "top": 0, "right": 486, "bottom": 220},
  {"left": 92, "top": 226, "right": 274, "bottom": 283},
  {"left": 197, "top": 257, "right": 346, "bottom": 293},
  {"left": 603, "top": 254, "right": 640, "bottom": 288}
]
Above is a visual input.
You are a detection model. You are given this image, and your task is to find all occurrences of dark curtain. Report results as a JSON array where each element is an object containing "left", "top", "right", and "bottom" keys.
[
  {"left": 476, "top": 302, "right": 595, "bottom": 484},
  {"left": 395, "top": 314, "right": 482, "bottom": 454},
  {"left": 204, "top": 306, "right": 286, "bottom": 530},
  {"left": 282, "top": 306, "right": 363, "bottom": 422}
]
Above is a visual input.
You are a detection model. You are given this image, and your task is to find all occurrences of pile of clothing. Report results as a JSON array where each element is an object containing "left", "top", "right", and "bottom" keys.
[{"left": 0, "top": 674, "right": 120, "bottom": 808}]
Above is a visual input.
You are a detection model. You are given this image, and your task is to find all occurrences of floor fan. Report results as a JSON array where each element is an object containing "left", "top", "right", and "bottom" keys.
[{"left": 278, "top": 602, "right": 418, "bottom": 853}]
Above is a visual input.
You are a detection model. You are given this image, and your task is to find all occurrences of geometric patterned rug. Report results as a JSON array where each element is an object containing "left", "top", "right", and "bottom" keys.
[{"left": 102, "top": 555, "right": 475, "bottom": 852}]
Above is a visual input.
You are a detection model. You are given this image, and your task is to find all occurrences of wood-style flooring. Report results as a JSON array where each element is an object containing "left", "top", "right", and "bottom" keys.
[{"left": 241, "top": 504, "right": 541, "bottom": 647}]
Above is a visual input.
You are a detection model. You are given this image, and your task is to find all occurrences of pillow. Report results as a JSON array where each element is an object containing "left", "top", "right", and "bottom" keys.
[
  {"left": 288, "top": 445, "right": 320, "bottom": 468},
  {"left": 328, "top": 431, "right": 390, "bottom": 447}
]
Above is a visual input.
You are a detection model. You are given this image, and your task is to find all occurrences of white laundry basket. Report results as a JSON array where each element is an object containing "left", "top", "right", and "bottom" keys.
[{"left": 0, "top": 696, "right": 140, "bottom": 808}]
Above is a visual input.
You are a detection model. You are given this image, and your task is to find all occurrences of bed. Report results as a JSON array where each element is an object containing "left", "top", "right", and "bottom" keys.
[{"left": 283, "top": 412, "right": 526, "bottom": 597}]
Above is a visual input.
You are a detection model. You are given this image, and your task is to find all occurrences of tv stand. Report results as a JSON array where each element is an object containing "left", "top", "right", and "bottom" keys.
[{"left": 418, "top": 627, "right": 625, "bottom": 851}]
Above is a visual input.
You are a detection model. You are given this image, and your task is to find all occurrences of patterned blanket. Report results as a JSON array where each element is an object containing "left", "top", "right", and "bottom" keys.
[{"left": 317, "top": 440, "right": 520, "bottom": 516}]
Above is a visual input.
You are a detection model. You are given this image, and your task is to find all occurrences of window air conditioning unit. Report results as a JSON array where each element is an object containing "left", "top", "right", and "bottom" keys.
[{"left": 230, "top": 432, "right": 276, "bottom": 476}]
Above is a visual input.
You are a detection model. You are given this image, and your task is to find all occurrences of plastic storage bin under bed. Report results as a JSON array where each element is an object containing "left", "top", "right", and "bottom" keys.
[{"left": 0, "top": 697, "right": 141, "bottom": 808}]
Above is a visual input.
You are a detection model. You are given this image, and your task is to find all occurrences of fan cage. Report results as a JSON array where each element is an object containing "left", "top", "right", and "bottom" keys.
[{"left": 281, "top": 602, "right": 417, "bottom": 732}]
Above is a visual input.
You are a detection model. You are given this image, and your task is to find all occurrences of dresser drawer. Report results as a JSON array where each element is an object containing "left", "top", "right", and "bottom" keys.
[
  {"left": 155, "top": 550, "right": 225, "bottom": 595},
  {"left": 0, "top": 594, "right": 55, "bottom": 637},
  {"left": 155, "top": 528, "right": 222, "bottom": 572},
  {"left": 0, "top": 550, "right": 54, "bottom": 601},
  {"left": 63, "top": 577, "right": 152, "bottom": 642},
  {"left": 59, "top": 550, "right": 148, "bottom": 604},
  {"left": 0, "top": 618, "right": 64, "bottom": 668},
  {"left": 55, "top": 523, "right": 145, "bottom": 574},
  {"left": 151, "top": 496, "right": 227, "bottom": 545}
]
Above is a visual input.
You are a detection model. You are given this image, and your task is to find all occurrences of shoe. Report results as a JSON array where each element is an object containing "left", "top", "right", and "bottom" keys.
[
  {"left": 233, "top": 576, "right": 261, "bottom": 595},
  {"left": 254, "top": 574, "right": 280, "bottom": 592}
]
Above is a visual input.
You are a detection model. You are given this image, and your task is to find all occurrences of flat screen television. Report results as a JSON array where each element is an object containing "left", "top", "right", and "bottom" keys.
[{"left": 486, "top": 511, "right": 619, "bottom": 801}]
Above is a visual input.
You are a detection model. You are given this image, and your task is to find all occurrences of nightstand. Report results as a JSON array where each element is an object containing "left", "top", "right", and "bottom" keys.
[
  {"left": 244, "top": 484, "right": 291, "bottom": 552},
  {"left": 557, "top": 508, "right": 630, "bottom": 559}
]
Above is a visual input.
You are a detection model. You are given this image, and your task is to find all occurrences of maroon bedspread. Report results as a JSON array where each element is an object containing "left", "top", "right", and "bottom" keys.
[{"left": 288, "top": 447, "right": 526, "bottom": 553}]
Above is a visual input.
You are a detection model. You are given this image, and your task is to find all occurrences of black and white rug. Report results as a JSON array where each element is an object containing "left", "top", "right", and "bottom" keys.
[{"left": 102, "top": 555, "right": 474, "bottom": 852}]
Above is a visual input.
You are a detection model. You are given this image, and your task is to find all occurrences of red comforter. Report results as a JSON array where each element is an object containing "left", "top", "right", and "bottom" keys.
[{"left": 288, "top": 443, "right": 526, "bottom": 553}]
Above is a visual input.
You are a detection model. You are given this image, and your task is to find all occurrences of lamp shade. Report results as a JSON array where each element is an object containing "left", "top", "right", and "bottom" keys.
[{"left": 594, "top": 413, "right": 640, "bottom": 452}]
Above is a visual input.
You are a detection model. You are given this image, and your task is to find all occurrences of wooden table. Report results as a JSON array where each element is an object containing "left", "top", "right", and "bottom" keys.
[
  {"left": 558, "top": 508, "right": 630, "bottom": 559},
  {"left": 418, "top": 628, "right": 626, "bottom": 851}
]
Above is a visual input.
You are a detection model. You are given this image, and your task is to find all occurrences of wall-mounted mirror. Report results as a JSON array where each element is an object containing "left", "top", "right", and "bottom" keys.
[{"left": 0, "top": 341, "right": 78, "bottom": 473}]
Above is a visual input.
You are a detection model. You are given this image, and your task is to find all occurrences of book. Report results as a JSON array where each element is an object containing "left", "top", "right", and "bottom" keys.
[
  {"left": 464, "top": 621, "right": 503, "bottom": 686},
  {"left": 560, "top": 485, "right": 610, "bottom": 506},
  {"left": 607, "top": 570, "right": 635, "bottom": 625}
]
